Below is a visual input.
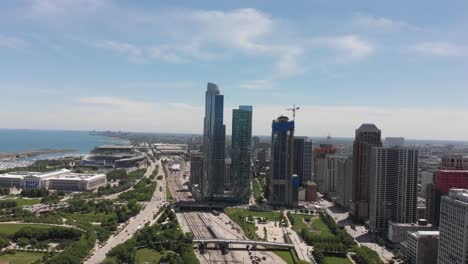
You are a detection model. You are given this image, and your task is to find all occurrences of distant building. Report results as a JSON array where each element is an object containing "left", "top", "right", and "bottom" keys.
[
  {"left": 231, "top": 105, "right": 253, "bottom": 203},
  {"left": 421, "top": 171, "right": 434, "bottom": 195},
  {"left": 189, "top": 152, "right": 203, "bottom": 189},
  {"left": 437, "top": 189, "right": 468, "bottom": 264},
  {"left": 388, "top": 220, "right": 435, "bottom": 244},
  {"left": 384, "top": 137, "right": 405, "bottom": 148},
  {"left": 202, "top": 83, "right": 226, "bottom": 200},
  {"left": 369, "top": 147, "right": 418, "bottom": 233},
  {"left": 440, "top": 154, "right": 468, "bottom": 170},
  {"left": 314, "top": 143, "right": 336, "bottom": 193},
  {"left": 402, "top": 231, "right": 439, "bottom": 264},
  {"left": 351, "top": 124, "right": 382, "bottom": 221},
  {"left": 269, "top": 116, "right": 296, "bottom": 207},
  {"left": 305, "top": 181, "right": 318, "bottom": 201},
  {"left": 428, "top": 169, "right": 468, "bottom": 226},
  {"left": 0, "top": 169, "right": 106, "bottom": 192},
  {"left": 293, "top": 137, "right": 314, "bottom": 184},
  {"left": 332, "top": 156, "right": 353, "bottom": 208},
  {"left": 224, "top": 158, "right": 231, "bottom": 189}
]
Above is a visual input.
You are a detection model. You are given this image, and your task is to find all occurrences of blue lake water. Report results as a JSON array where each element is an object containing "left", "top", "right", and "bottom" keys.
[{"left": 0, "top": 129, "right": 129, "bottom": 168}]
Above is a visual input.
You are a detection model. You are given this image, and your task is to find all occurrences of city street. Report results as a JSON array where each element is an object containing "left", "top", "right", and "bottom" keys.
[{"left": 84, "top": 158, "right": 167, "bottom": 264}]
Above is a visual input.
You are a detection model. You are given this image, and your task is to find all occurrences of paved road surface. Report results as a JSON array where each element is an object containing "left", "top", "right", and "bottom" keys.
[{"left": 84, "top": 158, "right": 167, "bottom": 264}]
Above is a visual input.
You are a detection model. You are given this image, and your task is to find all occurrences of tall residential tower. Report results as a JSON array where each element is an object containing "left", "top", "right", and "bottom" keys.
[
  {"left": 269, "top": 116, "right": 296, "bottom": 207},
  {"left": 351, "top": 123, "right": 382, "bottom": 221},
  {"left": 231, "top": 105, "right": 253, "bottom": 203},
  {"left": 369, "top": 146, "right": 419, "bottom": 233},
  {"left": 202, "top": 83, "right": 226, "bottom": 200}
]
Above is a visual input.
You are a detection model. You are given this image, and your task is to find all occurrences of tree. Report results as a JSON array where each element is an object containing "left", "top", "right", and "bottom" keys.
[
  {"left": 0, "top": 237, "right": 9, "bottom": 249},
  {"left": 17, "top": 237, "right": 29, "bottom": 247}
]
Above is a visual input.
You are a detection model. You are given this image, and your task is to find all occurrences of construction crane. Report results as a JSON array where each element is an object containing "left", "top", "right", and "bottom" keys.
[{"left": 286, "top": 104, "right": 300, "bottom": 120}]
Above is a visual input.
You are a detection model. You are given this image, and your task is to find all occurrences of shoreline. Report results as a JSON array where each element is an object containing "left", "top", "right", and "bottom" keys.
[{"left": 0, "top": 149, "right": 77, "bottom": 162}]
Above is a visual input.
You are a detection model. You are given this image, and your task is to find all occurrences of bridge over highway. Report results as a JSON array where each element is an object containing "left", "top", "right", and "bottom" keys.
[{"left": 193, "top": 239, "right": 294, "bottom": 249}]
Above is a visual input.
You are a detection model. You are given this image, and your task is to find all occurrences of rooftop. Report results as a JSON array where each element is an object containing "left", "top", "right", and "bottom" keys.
[
  {"left": 356, "top": 123, "right": 381, "bottom": 133},
  {"left": 410, "top": 231, "right": 440, "bottom": 238}
]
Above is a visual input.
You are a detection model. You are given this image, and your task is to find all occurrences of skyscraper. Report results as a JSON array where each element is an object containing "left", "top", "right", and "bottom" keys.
[
  {"left": 202, "top": 82, "right": 226, "bottom": 200},
  {"left": 293, "top": 137, "right": 314, "bottom": 184},
  {"left": 426, "top": 154, "right": 468, "bottom": 226},
  {"left": 231, "top": 105, "right": 253, "bottom": 203},
  {"left": 351, "top": 123, "right": 382, "bottom": 221},
  {"left": 369, "top": 147, "right": 419, "bottom": 233},
  {"left": 189, "top": 152, "right": 203, "bottom": 188},
  {"left": 269, "top": 116, "right": 296, "bottom": 207},
  {"left": 437, "top": 189, "right": 468, "bottom": 264}
]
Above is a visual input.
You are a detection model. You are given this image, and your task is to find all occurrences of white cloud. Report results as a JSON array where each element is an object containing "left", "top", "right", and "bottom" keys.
[
  {"left": 96, "top": 41, "right": 144, "bottom": 63},
  {"left": 352, "top": 13, "right": 424, "bottom": 32},
  {"left": 29, "top": 0, "right": 110, "bottom": 16},
  {"left": 307, "top": 35, "right": 375, "bottom": 60},
  {"left": 0, "top": 34, "right": 27, "bottom": 49},
  {"left": 3, "top": 97, "right": 468, "bottom": 140},
  {"left": 239, "top": 79, "right": 273, "bottom": 90},
  {"left": 138, "top": 81, "right": 196, "bottom": 89},
  {"left": 412, "top": 41, "right": 468, "bottom": 56}
]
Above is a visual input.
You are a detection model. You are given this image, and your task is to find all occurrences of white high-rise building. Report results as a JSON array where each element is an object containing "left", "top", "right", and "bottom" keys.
[
  {"left": 438, "top": 189, "right": 468, "bottom": 264},
  {"left": 369, "top": 147, "right": 419, "bottom": 233},
  {"left": 385, "top": 137, "right": 405, "bottom": 147}
]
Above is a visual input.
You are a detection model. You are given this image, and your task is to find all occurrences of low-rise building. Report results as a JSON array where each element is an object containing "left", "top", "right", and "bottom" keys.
[
  {"left": 388, "top": 220, "right": 435, "bottom": 244},
  {"left": 305, "top": 181, "right": 317, "bottom": 201},
  {"left": 0, "top": 169, "right": 107, "bottom": 192},
  {"left": 402, "top": 231, "right": 439, "bottom": 264}
]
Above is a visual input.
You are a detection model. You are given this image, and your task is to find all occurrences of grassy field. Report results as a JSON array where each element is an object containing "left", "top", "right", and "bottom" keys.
[
  {"left": 272, "top": 250, "right": 294, "bottom": 264},
  {"left": 288, "top": 213, "right": 311, "bottom": 233},
  {"left": 324, "top": 256, "right": 353, "bottom": 264},
  {"left": 135, "top": 248, "right": 165, "bottom": 264},
  {"left": 311, "top": 217, "right": 335, "bottom": 238},
  {"left": 252, "top": 179, "right": 263, "bottom": 201},
  {"left": 165, "top": 177, "right": 174, "bottom": 201},
  {"left": 0, "top": 198, "right": 41, "bottom": 207},
  {"left": 0, "top": 251, "right": 45, "bottom": 264},
  {"left": 225, "top": 208, "right": 282, "bottom": 240},
  {"left": 0, "top": 223, "right": 61, "bottom": 235}
]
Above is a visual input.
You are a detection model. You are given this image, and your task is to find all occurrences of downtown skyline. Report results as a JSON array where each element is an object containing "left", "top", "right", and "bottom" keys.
[{"left": 1, "top": 0, "right": 468, "bottom": 140}]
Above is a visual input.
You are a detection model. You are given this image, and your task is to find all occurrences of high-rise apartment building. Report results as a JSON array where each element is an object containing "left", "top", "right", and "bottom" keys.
[
  {"left": 332, "top": 155, "right": 353, "bottom": 208},
  {"left": 437, "top": 189, "right": 468, "bottom": 264},
  {"left": 314, "top": 143, "right": 336, "bottom": 192},
  {"left": 202, "top": 83, "right": 226, "bottom": 200},
  {"left": 425, "top": 155, "right": 468, "bottom": 226},
  {"left": 189, "top": 152, "right": 203, "bottom": 188},
  {"left": 369, "top": 147, "right": 418, "bottom": 233},
  {"left": 440, "top": 154, "right": 468, "bottom": 170},
  {"left": 351, "top": 123, "right": 382, "bottom": 221},
  {"left": 402, "top": 230, "right": 439, "bottom": 264},
  {"left": 269, "top": 116, "right": 296, "bottom": 207},
  {"left": 293, "top": 137, "right": 313, "bottom": 184},
  {"left": 231, "top": 105, "right": 253, "bottom": 203}
]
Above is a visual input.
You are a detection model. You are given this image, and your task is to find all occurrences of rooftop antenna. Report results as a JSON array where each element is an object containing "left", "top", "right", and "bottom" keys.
[{"left": 286, "top": 104, "right": 300, "bottom": 120}]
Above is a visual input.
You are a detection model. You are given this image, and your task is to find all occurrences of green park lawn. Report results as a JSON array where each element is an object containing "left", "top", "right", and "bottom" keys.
[
  {"left": 135, "top": 248, "right": 165, "bottom": 264},
  {"left": 0, "top": 223, "right": 60, "bottom": 235},
  {"left": 272, "top": 250, "right": 294, "bottom": 264},
  {"left": 0, "top": 198, "right": 41, "bottom": 208},
  {"left": 0, "top": 251, "right": 45, "bottom": 264},
  {"left": 225, "top": 208, "right": 282, "bottom": 240},
  {"left": 289, "top": 213, "right": 311, "bottom": 233},
  {"left": 323, "top": 256, "right": 353, "bottom": 264},
  {"left": 252, "top": 179, "right": 263, "bottom": 200},
  {"left": 311, "top": 217, "right": 335, "bottom": 238}
]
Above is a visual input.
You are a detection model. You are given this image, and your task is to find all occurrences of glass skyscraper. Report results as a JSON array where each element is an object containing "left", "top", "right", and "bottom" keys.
[
  {"left": 269, "top": 115, "right": 296, "bottom": 207},
  {"left": 231, "top": 105, "right": 253, "bottom": 203},
  {"left": 202, "top": 83, "right": 226, "bottom": 200}
]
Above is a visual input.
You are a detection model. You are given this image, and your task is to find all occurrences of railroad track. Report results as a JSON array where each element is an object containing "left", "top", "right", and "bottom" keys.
[{"left": 183, "top": 212, "right": 214, "bottom": 239}]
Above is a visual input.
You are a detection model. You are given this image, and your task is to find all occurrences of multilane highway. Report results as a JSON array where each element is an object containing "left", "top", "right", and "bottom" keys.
[{"left": 84, "top": 157, "right": 167, "bottom": 264}]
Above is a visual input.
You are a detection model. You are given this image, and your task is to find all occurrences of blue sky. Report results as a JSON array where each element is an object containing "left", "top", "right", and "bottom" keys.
[{"left": 1, "top": 0, "right": 468, "bottom": 140}]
